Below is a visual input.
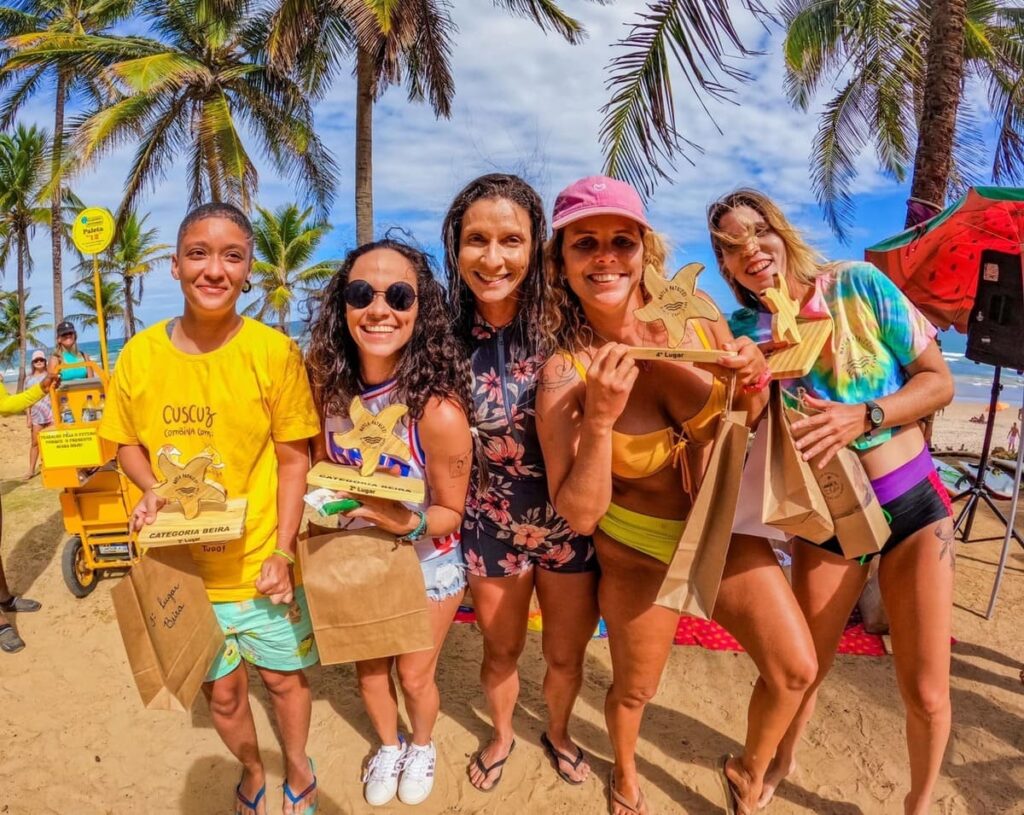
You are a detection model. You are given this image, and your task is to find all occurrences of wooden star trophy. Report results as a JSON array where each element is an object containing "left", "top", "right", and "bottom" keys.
[
  {"left": 759, "top": 274, "right": 833, "bottom": 379},
  {"left": 307, "top": 397, "right": 426, "bottom": 503},
  {"left": 136, "top": 446, "right": 248, "bottom": 547},
  {"left": 628, "top": 263, "right": 738, "bottom": 363}
]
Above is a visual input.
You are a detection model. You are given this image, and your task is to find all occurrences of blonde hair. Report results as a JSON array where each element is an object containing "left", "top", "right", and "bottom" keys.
[
  {"left": 707, "top": 188, "right": 828, "bottom": 310},
  {"left": 540, "top": 227, "right": 669, "bottom": 352}
]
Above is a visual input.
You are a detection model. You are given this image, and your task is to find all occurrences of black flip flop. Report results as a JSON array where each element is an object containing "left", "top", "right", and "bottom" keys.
[
  {"left": 0, "top": 623, "right": 25, "bottom": 654},
  {"left": 470, "top": 739, "right": 515, "bottom": 792},
  {"left": 540, "top": 732, "right": 587, "bottom": 785},
  {"left": 0, "top": 596, "right": 41, "bottom": 613}
]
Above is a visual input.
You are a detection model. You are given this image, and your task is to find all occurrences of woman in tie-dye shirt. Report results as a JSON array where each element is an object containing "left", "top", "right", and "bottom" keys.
[{"left": 708, "top": 189, "right": 954, "bottom": 815}]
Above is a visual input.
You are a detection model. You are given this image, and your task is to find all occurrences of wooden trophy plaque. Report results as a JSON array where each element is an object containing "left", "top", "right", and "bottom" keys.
[
  {"left": 759, "top": 274, "right": 833, "bottom": 379},
  {"left": 307, "top": 396, "right": 426, "bottom": 503},
  {"left": 630, "top": 263, "right": 737, "bottom": 363},
  {"left": 137, "top": 446, "right": 247, "bottom": 547}
]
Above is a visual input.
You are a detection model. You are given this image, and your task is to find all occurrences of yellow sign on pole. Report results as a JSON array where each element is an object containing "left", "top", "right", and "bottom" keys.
[{"left": 71, "top": 207, "right": 115, "bottom": 374}]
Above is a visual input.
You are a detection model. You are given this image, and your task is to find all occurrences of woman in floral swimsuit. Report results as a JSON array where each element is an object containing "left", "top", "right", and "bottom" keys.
[{"left": 443, "top": 174, "right": 599, "bottom": 792}]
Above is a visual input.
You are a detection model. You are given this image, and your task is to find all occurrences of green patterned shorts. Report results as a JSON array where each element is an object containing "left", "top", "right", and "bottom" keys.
[{"left": 205, "top": 586, "right": 318, "bottom": 682}]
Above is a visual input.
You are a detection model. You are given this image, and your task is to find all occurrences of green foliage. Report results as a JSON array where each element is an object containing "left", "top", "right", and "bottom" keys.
[
  {"left": 0, "top": 290, "right": 48, "bottom": 367},
  {"left": 66, "top": 272, "right": 124, "bottom": 338},
  {"left": 243, "top": 203, "right": 338, "bottom": 330}
]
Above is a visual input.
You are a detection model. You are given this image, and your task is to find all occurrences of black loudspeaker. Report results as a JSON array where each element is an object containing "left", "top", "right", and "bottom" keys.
[{"left": 965, "top": 249, "right": 1024, "bottom": 370}]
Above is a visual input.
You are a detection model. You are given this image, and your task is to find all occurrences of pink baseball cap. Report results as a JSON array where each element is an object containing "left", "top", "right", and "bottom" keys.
[{"left": 551, "top": 175, "right": 650, "bottom": 231}]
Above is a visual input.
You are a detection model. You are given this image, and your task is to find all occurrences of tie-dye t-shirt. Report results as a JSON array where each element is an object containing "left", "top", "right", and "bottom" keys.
[{"left": 729, "top": 261, "right": 937, "bottom": 450}]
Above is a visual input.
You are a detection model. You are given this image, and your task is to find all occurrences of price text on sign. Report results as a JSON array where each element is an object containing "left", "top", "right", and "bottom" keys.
[{"left": 72, "top": 207, "right": 115, "bottom": 255}]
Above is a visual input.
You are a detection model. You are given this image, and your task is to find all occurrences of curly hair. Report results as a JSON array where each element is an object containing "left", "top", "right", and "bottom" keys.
[
  {"left": 539, "top": 227, "right": 670, "bottom": 352},
  {"left": 707, "top": 188, "right": 828, "bottom": 310},
  {"left": 305, "top": 239, "right": 473, "bottom": 422},
  {"left": 441, "top": 173, "right": 548, "bottom": 352}
]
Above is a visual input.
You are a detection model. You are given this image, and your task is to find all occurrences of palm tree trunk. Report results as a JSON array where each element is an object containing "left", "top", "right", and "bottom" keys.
[
  {"left": 905, "top": 0, "right": 968, "bottom": 228},
  {"left": 124, "top": 275, "right": 135, "bottom": 340},
  {"left": 51, "top": 69, "right": 67, "bottom": 323},
  {"left": 16, "top": 238, "right": 27, "bottom": 391},
  {"left": 355, "top": 46, "right": 375, "bottom": 245}
]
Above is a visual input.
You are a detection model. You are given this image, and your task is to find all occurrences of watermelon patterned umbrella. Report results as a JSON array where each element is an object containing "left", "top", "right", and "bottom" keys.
[{"left": 865, "top": 187, "right": 1024, "bottom": 333}]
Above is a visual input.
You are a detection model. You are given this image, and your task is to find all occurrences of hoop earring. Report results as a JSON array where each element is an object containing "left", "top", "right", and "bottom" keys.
[{"left": 242, "top": 280, "right": 252, "bottom": 294}]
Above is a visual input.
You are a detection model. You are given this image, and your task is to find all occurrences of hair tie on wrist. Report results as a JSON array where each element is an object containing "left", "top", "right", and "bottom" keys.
[{"left": 272, "top": 548, "right": 296, "bottom": 565}]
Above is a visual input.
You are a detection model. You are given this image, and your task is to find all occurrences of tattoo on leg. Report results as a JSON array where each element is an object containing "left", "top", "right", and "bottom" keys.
[{"left": 935, "top": 519, "right": 955, "bottom": 569}]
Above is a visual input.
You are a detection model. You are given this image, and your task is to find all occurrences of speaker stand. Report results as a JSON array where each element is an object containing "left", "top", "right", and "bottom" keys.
[{"left": 951, "top": 365, "right": 1024, "bottom": 548}]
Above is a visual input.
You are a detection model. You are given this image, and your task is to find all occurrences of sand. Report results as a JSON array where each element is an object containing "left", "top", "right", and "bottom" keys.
[{"left": 0, "top": 410, "right": 1022, "bottom": 815}]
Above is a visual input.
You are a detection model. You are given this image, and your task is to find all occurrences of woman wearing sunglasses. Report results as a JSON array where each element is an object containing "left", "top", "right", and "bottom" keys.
[
  {"left": 441, "top": 174, "right": 599, "bottom": 792},
  {"left": 536, "top": 176, "right": 816, "bottom": 815},
  {"left": 708, "top": 190, "right": 954, "bottom": 815},
  {"left": 24, "top": 350, "right": 55, "bottom": 478},
  {"left": 48, "top": 320, "right": 91, "bottom": 381},
  {"left": 306, "top": 238, "right": 474, "bottom": 808}
]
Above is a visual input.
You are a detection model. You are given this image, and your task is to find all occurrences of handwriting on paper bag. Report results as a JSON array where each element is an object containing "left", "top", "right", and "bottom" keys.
[{"left": 146, "top": 582, "right": 187, "bottom": 630}]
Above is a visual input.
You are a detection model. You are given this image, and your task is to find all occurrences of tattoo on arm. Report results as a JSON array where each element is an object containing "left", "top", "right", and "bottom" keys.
[
  {"left": 538, "top": 356, "right": 579, "bottom": 392},
  {"left": 935, "top": 519, "right": 956, "bottom": 570},
  {"left": 449, "top": 452, "right": 470, "bottom": 478}
]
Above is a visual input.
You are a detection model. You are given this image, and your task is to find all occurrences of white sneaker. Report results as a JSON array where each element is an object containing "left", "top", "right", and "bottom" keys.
[
  {"left": 363, "top": 740, "right": 407, "bottom": 806},
  {"left": 398, "top": 741, "right": 436, "bottom": 805}
]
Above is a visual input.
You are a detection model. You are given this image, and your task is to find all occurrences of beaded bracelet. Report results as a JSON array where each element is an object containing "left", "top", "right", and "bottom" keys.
[
  {"left": 272, "top": 548, "right": 296, "bottom": 565},
  {"left": 397, "top": 510, "right": 428, "bottom": 543}
]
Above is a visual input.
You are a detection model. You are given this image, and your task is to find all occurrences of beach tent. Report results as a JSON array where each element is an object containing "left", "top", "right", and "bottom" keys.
[{"left": 866, "top": 187, "right": 1024, "bottom": 617}]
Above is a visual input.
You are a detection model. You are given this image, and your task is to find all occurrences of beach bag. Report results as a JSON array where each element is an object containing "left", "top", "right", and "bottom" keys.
[
  {"left": 656, "top": 409, "right": 749, "bottom": 619},
  {"left": 786, "top": 401, "right": 889, "bottom": 559},
  {"left": 298, "top": 528, "right": 433, "bottom": 664},
  {"left": 762, "top": 384, "right": 834, "bottom": 543},
  {"left": 111, "top": 546, "right": 224, "bottom": 712}
]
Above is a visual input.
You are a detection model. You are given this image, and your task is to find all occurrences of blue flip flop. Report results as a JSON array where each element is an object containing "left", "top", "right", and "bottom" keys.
[
  {"left": 235, "top": 777, "right": 266, "bottom": 815},
  {"left": 283, "top": 758, "right": 318, "bottom": 815}
]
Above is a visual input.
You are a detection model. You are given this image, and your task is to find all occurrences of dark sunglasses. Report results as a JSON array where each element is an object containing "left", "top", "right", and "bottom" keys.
[
  {"left": 32, "top": 359, "right": 45, "bottom": 364},
  {"left": 59, "top": 332, "right": 76, "bottom": 338},
  {"left": 343, "top": 279, "right": 417, "bottom": 311}
]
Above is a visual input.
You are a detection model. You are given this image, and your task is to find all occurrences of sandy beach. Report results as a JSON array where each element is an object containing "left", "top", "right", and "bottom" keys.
[{"left": 1, "top": 409, "right": 1022, "bottom": 815}]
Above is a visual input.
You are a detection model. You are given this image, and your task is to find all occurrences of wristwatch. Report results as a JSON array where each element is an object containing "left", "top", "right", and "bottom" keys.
[{"left": 865, "top": 400, "right": 885, "bottom": 434}]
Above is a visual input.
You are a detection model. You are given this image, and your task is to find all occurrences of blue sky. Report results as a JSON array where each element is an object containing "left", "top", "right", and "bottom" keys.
[{"left": 5, "top": 0, "right": 995, "bottom": 353}]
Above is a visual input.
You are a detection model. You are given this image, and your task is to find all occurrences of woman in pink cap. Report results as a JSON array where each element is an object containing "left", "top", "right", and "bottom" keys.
[{"left": 535, "top": 176, "right": 817, "bottom": 815}]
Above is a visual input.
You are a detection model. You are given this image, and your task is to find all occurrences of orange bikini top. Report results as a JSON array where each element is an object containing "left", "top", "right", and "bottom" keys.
[{"left": 561, "top": 322, "right": 726, "bottom": 481}]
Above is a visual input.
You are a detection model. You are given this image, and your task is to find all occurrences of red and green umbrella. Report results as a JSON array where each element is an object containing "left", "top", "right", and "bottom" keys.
[{"left": 865, "top": 186, "right": 1024, "bottom": 333}]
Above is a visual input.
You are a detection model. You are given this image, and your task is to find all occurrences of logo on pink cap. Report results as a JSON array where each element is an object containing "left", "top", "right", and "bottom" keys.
[{"left": 551, "top": 175, "right": 650, "bottom": 231}]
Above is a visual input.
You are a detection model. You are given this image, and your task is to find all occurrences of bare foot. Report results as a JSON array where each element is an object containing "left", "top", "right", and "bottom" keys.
[
  {"left": 468, "top": 736, "right": 515, "bottom": 791},
  {"left": 541, "top": 731, "right": 591, "bottom": 783},
  {"left": 282, "top": 760, "right": 317, "bottom": 815},
  {"left": 234, "top": 766, "right": 267, "bottom": 815},
  {"left": 722, "top": 755, "right": 759, "bottom": 814},
  {"left": 758, "top": 756, "right": 797, "bottom": 809}
]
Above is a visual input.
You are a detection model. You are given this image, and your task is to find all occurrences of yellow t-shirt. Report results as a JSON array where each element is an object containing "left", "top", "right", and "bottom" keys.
[{"left": 99, "top": 318, "right": 319, "bottom": 602}]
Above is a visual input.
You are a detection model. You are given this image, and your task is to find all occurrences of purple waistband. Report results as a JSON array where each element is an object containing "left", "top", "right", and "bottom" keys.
[{"left": 870, "top": 446, "right": 933, "bottom": 505}]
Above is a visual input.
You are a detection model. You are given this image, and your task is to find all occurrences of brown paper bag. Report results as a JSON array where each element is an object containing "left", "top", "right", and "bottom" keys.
[
  {"left": 762, "top": 385, "right": 834, "bottom": 543},
  {"left": 656, "top": 410, "right": 749, "bottom": 619},
  {"left": 732, "top": 420, "right": 787, "bottom": 541},
  {"left": 786, "top": 404, "right": 889, "bottom": 559},
  {"left": 298, "top": 528, "right": 434, "bottom": 665},
  {"left": 111, "top": 547, "right": 224, "bottom": 712}
]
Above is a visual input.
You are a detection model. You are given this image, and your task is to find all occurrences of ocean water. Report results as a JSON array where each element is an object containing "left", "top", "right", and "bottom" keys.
[{"left": 4, "top": 329, "right": 1022, "bottom": 407}]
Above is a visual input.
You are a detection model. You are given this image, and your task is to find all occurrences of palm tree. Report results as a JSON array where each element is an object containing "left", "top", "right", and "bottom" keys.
[
  {"left": 0, "top": 289, "right": 48, "bottom": 369},
  {"left": 0, "top": 123, "right": 49, "bottom": 389},
  {"left": 599, "top": 0, "right": 766, "bottom": 197},
  {"left": 96, "top": 211, "right": 170, "bottom": 339},
  {"left": 244, "top": 203, "right": 337, "bottom": 331},
  {"left": 66, "top": 271, "right": 124, "bottom": 340},
  {"left": 12, "top": 0, "right": 339, "bottom": 218},
  {"left": 0, "top": 0, "right": 135, "bottom": 324},
  {"left": 267, "top": 0, "right": 589, "bottom": 243},
  {"left": 781, "top": 0, "right": 1024, "bottom": 237}
]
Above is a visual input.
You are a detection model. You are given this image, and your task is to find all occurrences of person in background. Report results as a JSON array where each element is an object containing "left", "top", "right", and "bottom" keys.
[
  {"left": 48, "top": 320, "right": 91, "bottom": 381},
  {"left": 25, "top": 349, "right": 54, "bottom": 479},
  {"left": 1, "top": 367, "right": 59, "bottom": 652},
  {"left": 1008, "top": 421, "right": 1019, "bottom": 456}
]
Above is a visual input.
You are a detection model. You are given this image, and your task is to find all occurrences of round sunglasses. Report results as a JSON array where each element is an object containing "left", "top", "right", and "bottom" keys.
[{"left": 343, "top": 279, "right": 417, "bottom": 312}]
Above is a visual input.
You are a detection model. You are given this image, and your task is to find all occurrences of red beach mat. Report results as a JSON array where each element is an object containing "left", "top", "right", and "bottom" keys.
[{"left": 454, "top": 607, "right": 887, "bottom": 657}]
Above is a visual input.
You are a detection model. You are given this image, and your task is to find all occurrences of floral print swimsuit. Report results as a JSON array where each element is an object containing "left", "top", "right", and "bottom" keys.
[{"left": 462, "top": 315, "right": 595, "bottom": 577}]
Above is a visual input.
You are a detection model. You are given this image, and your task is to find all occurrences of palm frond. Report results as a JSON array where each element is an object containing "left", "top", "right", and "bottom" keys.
[
  {"left": 491, "top": 0, "right": 590, "bottom": 45},
  {"left": 810, "top": 76, "right": 868, "bottom": 242}
]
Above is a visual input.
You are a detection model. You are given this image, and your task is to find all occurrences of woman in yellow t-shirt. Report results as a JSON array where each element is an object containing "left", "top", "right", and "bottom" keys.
[
  {"left": 100, "top": 203, "right": 321, "bottom": 815},
  {"left": 305, "top": 239, "right": 473, "bottom": 808}
]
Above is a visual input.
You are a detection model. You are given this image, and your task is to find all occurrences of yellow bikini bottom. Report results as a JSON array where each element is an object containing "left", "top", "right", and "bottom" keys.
[{"left": 597, "top": 502, "right": 685, "bottom": 565}]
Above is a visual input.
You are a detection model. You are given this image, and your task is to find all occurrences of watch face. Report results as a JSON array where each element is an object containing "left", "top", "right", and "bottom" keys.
[{"left": 870, "top": 406, "right": 884, "bottom": 426}]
